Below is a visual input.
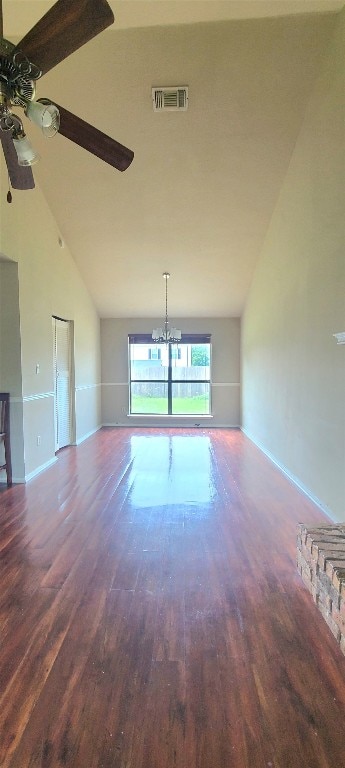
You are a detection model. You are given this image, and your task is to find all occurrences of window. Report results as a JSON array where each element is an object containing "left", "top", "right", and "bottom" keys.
[
  {"left": 129, "top": 334, "right": 211, "bottom": 415},
  {"left": 148, "top": 347, "right": 161, "bottom": 360}
]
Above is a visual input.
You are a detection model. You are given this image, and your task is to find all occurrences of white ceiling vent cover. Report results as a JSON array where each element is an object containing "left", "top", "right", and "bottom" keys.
[{"left": 152, "top": 86, "right": 188, "bottom": 112}]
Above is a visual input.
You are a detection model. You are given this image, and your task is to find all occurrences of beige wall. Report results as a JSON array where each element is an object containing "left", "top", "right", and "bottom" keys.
[
  {"left": 242, "top": 9, "right": 345, "bottom": 521},
  {"left": 0, "top": 260, "right": 25, "bottom": 480},
  {"left": 0, "top": 260, "right": 22, "bottom": 395},
  {"left": 101, "top": 317, "right": 240, "bottom": 427},
  {"left": 0, "top": 176, "right": 101, "bottom": 481}
]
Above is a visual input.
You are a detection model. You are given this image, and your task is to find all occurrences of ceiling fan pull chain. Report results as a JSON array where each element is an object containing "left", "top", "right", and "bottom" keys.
[{"left": 7, "top": 173, "right": 12, "bottom": 203}]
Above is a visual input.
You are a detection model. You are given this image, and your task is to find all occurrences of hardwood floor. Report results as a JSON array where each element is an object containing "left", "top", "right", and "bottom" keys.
[{"left": 0, "top": 427, "right": 344, "bottom": 768}]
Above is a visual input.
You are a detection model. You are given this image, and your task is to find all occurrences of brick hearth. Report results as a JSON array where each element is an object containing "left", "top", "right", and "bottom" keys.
[{"left": 297, "top": 523, "right": 345, "bottom": 656}]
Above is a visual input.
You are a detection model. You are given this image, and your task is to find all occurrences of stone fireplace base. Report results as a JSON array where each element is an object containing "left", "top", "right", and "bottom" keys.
[{"left": 297, "top": 523, "right": 345, "bottom": 656}]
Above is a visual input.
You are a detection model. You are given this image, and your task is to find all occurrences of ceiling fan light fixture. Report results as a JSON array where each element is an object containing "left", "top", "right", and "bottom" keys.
[
  {"left": 25, "top": 99, "right": 60, "bottom": 137},
  {"left": 0, "top": 0, "right": 133, "bottom": 188},
  {"left": 13, "top": 133, "right": 40, "bottom": 166}
]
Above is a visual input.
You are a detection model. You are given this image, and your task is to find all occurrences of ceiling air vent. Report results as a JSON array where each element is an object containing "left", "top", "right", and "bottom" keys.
[{"left": 152, "top": 86, "right": 188, "bottom": 112}]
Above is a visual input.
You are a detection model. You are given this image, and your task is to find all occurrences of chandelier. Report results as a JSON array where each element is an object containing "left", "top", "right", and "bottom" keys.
[{"left": 152, "top": 272, "right": 182, "bottom": 343}]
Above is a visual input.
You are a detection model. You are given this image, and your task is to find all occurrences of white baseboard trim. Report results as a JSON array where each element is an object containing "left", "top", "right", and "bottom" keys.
[
  {"left": 9, "top": 476, "right": 26, "bottom": 484},
  {"left": 74, "top": 425, "right": 102, "bottom": 446},
  {"left": 241, "top": 428, "right": 336, "bottom": 522},
  {"left": 25, "top": 456, "right": 58, "bottom": 483},
  {"left": 102, "top": 421, "right": 240, "bottom": 428}
]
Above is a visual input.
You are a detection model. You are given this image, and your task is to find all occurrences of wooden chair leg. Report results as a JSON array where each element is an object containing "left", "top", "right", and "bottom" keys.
[
  {"left": 4, "top": 433, "right": 12, "bottom": 487},
  {"left": 0, "top": 393, "right": 12, "bottom": 487}
]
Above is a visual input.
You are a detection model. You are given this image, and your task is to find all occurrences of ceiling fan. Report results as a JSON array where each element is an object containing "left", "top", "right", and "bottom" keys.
[{"left": 0, "top": 0, "right": 134, "bottom": 192}]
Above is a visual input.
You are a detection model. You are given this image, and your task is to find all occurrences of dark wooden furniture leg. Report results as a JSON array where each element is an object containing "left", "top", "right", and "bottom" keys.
[{"left": 0, "top": 392, "right": 12, "bottom": 487}]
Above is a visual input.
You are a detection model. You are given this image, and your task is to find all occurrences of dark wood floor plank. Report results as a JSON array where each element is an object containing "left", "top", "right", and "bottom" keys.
[
  {"left": 94, "top": 588, "right": 159, "bottom": 768},
  {"left": 141, "top": 660, "right": 186, "bottom": 768},
  {"left": 153, "top": 586, "right": 186, "bottom": 663},
  {"left": 0, "top": 427, "right": 344, "bottom": 768},
  {"left": 6, "top": 586, "right": 109, "bottom": 768}
]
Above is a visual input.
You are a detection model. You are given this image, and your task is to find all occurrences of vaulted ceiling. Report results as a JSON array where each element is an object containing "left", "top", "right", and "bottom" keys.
[{"left": 2, "top": 1, "right": 344, "bottom": 318}]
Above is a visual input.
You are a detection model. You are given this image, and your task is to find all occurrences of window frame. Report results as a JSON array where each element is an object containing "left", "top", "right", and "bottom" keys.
[{"left": 128, "top": 333, "right": 212, "bottom": 416}]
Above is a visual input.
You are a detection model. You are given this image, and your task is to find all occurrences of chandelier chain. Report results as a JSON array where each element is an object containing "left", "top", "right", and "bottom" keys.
[
  {"left": 152, "top": 272, "right": 181, "bottom": 344},
  {"left": 165, "top": 273, "right": 169, "bottom": 330}
]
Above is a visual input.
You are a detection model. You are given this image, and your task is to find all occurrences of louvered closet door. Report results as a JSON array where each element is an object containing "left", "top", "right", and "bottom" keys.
[{"left": 53, "top": 317, "right": 73, "bottom": 450}]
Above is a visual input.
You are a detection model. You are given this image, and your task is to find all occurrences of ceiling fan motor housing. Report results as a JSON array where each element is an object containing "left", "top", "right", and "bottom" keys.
[{"left": 0, "top": 39, "right": 38, "bottom": 108}]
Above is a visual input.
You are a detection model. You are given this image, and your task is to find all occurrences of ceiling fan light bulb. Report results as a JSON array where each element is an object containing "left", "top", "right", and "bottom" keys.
[
  {"left": 26, "top": 100, "right": 60, "bottom": 137},
  {"left": 13, "top": 134, "right": 40, "bottom": 166}
]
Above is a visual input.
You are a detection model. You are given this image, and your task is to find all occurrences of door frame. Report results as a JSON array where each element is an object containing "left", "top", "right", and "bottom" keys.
[{"left": 52, "top": 316, "right": 76, "bottom": 451}]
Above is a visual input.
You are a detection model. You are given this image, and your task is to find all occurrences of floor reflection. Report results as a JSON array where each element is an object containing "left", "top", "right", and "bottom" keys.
[{"left": 129, "top": 435, "right": 216, "bottom": 508}]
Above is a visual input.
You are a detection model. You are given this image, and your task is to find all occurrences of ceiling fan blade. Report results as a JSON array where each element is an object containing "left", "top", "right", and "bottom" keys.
[
  {"left": 0, "top": 130, "right": 35, "bottom": 190},
  {"left": 14, "top": 0, "right": 114, "bottom": 76},
  {"left": 55, "top": 103, "right": 134, "bottom": 172}
]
